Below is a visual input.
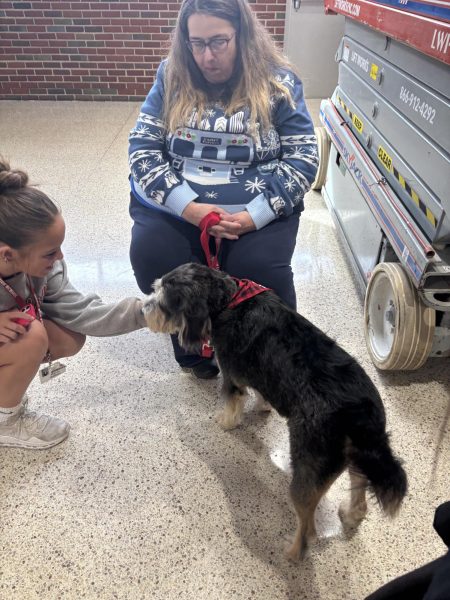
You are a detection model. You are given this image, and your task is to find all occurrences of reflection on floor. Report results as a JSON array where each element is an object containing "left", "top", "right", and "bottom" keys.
[{"left": 0, "top": 100, "right": 448, "bottom": 600}]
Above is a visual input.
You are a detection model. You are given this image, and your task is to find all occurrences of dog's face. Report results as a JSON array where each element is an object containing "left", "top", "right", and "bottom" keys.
[{"left": 143, "top": 263, "right": 235, "bottom": 352}]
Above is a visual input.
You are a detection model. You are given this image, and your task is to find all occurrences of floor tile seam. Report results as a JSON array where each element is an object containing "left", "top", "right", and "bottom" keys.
[{"left": 79, "top": 102, "right": 139, "bottom": 185}]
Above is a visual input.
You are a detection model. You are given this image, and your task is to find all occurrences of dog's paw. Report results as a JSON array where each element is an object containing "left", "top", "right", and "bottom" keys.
[
  {"left": 216, "top": 409, "right": 240, "bottom": 430},
  {"left": 283, "top": 530, "right": 316, "bottom": 562},
  {"left": 284, "top": 543, "right": 300, "bottom": 562},
  {"left": 338, "top": 502, "right": 367, "bottom": 529},
  {"left": 283, "top": 538, "right": 306, "bottom": 562}
]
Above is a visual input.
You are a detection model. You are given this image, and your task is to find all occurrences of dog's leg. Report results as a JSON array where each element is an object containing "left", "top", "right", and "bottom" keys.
[
  {"left": 253, "top": 390, "right": 272, "bottom": 413},
  {"left": 286, "top": 468, "right": 340, "bottom": 562},
  {"left": 216, "top": 377, "right": 246, "bottom": 430},
  {"left": 286, "top": 489, "right": 320, "bottom": 562},
  {"left": 338, "top": 469, "right": 368, "bottom": 528}
]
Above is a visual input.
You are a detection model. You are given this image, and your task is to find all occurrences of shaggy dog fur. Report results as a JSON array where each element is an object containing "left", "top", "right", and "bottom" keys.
[{"left": 143, "top": 263, "right": 408, "bottom": 560}]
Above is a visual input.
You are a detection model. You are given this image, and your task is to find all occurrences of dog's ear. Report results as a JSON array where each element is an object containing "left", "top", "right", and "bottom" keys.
[
  {"left": 206, "top": 269, "right": 237, "bottom": 313},
  {"left": 166, "top": 287, "right": 185, "bottom": 314},
  {"left": 178, "top": 297, "right": 211, "bottom": 353}
]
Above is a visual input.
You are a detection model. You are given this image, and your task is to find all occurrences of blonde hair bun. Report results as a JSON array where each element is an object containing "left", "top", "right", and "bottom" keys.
[{"left": 0, "top": 159, "right": 29, "bottom": 193}]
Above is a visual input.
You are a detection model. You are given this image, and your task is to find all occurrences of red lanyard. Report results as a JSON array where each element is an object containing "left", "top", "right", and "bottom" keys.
[{"left": 0, "top": 274, "right": 42, "bottom": 321}]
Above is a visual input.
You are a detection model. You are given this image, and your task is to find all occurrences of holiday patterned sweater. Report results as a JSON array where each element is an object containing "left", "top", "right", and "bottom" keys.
[{"left": 128, "top": 61, "right": 319, "bottom": 230}]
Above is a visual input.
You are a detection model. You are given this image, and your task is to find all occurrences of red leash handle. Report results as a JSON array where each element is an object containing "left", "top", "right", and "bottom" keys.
[{"left": 199, "top": 212, "right": 222, "bottom": 270}]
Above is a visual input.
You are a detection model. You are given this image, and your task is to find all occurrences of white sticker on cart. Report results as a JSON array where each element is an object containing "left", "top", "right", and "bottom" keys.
[
  {"left": 343, "top": 44, "right": 350, "bottom": 62},
  {"left": 401, "top": 247, "right": 410, "bottom": 262}
]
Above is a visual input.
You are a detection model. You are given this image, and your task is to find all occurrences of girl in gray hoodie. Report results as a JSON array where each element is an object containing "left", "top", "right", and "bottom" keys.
[{"left": 0, "top": 159, "right": 147, "bottom": 450}]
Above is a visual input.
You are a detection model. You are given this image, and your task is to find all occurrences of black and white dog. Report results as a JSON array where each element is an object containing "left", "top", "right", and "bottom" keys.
[{"left": 143, "top": 263, "right": 407, "bottom": 561}]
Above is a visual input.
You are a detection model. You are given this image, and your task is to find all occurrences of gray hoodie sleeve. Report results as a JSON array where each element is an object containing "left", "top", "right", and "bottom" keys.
[{"left": 40, "top": 260, "right": 147, "bottom": 336}]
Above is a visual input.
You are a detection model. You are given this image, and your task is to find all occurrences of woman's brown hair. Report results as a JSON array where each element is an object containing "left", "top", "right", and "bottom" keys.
[
  {"left": 163, "top": 0, "right": 296, "bottom": 136},
  {"left": 0, "top": 158, "right": 58, "bottom": 249}
]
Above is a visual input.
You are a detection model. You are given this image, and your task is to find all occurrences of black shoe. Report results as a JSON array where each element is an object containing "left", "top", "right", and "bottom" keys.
[{"left": 191, "top": 359, "right": 220, "bottom": 380}]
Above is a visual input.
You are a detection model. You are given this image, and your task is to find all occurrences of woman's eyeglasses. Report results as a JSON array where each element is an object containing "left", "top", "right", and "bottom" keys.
[{"left": 187, "top": 33, "right": 235, "bottom": 55}]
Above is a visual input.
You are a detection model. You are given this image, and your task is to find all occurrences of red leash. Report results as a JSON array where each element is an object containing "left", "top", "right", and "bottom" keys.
[
  {"left": 199, "top": 212, "right": 222, "bottom": 269},
  {"left": 199, "top": 212, "right": 221, "bottom": 357},
  {"left": 198, "top": 211, "right": 271, "bottom": 304},
  {"left": 198, "top": 211, "right": 271, "bottom": 358}
]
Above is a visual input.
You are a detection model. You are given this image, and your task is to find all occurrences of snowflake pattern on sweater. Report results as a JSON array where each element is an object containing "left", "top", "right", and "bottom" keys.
[{"left": 129, "top": 62, "right": 318, "bottom": 230}]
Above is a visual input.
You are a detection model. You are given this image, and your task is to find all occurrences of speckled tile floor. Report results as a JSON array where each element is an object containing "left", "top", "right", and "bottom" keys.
[{"left": 0, "top": 100, "right": 449, "bottom": 600}]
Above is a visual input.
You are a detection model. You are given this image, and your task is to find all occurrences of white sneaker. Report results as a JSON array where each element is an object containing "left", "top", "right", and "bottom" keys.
[{"left": 0, "top": 398, "right": 70, "bottom": 450}]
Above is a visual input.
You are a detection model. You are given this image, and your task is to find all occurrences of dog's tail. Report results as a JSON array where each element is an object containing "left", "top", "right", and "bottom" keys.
[{"left": 346, "top": 398, "right": 408, "bottom": 517}]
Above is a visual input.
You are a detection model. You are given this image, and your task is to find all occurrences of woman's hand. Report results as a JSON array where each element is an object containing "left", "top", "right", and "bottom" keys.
[
  {"left": 212, "top": 211, "right": 256, "bottom": 237},
  {"left": 0, "top": 310, "right": 34, "bottom": 345},
  {"left": 182, "top": 202, "right": 242, "bottom": 240}
]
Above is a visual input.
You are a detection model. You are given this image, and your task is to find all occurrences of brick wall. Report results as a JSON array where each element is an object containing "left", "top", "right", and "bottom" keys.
[{"left": 0, "top": 0, "right": 287, "bottom": 101}]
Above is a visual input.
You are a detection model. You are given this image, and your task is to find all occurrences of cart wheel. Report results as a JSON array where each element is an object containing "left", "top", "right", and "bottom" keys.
[
  {"left": 364, "top": 262, "right": 435, "bottom": 370},
  {"left": 311, "top": 126, "right": 330, "bottom": 190}
]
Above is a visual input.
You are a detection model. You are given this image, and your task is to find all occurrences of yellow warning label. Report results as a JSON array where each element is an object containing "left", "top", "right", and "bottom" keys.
[
  {"left": 377, "top": 146, "right": 393, "bottom": 173},
  {"left": 370, "top": 63, "right": 379, "bottom": 81},
  {"left": 352, "top": 114, "right": 364, "bottom": 133},
  {"left": 336, "top": 95, "right": 437, "bottom": 230}
]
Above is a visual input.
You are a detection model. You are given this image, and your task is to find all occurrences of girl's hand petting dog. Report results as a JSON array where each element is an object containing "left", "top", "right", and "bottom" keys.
[{"left": 0, "top": 309, "right": 34, "bottom": 345}]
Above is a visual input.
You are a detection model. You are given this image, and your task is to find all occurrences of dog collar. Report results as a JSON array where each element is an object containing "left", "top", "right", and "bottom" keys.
[{"left": 227, "top": 278, "right": 271, "bottom": 309}]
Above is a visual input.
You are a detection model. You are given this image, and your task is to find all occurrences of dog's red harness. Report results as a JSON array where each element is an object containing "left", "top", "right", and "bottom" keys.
[{"left": 199, "top": 212, "right": 271, "bottom": 357}]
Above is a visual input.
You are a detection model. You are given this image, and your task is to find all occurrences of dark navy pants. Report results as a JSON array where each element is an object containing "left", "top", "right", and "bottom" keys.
[{"left": 129, "top": 193, "right": 300, "bottom": 366}]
